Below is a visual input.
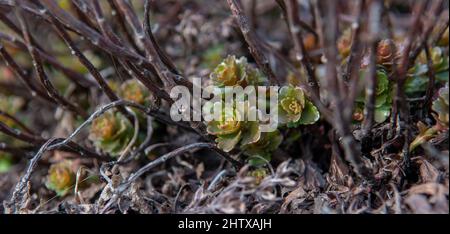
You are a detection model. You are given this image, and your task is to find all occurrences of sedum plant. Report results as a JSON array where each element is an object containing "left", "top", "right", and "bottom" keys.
[
  {"left": 206, "top": 103, "right": 261, "bottom": 153},
  {"left": 119, "top": 79, "right": 152, "bottom": 106},
  {"left": 247, "top": 168, "right": 269, "bottom": 185},
  {"left": 417, "top": 47, "right": 449, "bottom": 73},
  {"left": 353, "top": 39, "right": 397, "bottom": 124},
  {"left": 210, "top": 55, "right": 267, "bottom": 87},
  {"left": 206, "top": 103, "right": 282, "bottom": 166},
  {"left": 278, "top": 85, "right": 320, "bottom": 128},
  {"left": 354, "top": 69, "right": 392, "bottom": 123},
  {"left": 206, "top": 56, "right": 319, "bottom": 166},
  {"left": 89, "top": 111, "right": 133, "bottom": 156},
  {"left": 405, "top": 46, "right": 449, "bottom": 96},
  {"left": 46, "top": 160, "right": 75, "bottom": 196}
]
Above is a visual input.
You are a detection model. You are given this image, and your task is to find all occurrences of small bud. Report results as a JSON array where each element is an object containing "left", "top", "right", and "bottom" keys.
[
  {"left": 206, "top": 104, "right": 254, "bottom": 152},
  {"left": 376, "top": 39, "right": 395, "bottom": 66},
  {"left": 247, "top": 168, "right": 268, "bottom": 185},
  {"left": 418, "top": 47, "right": 446, "bottom": 72},
  {"left": 89, "top": 111, "right": 133, "bottom": 156},
  {"left": 303, "top": 33, "right": 318, "bottom": 51},
  {"left": 210, "top": 55, "right": 267, "bottom": 87},
  {"left": 46, "top": 160, "right": 75, "bottom": 196},
  {"left": 353, "top": 109, "right": 364, "bottom": 122},
  {"left": 119, "top": 79, "right": 151, "bottom": 105}
]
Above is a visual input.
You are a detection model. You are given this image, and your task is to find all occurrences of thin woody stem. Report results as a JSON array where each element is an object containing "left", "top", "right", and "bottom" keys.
[
  {"left": 227, "top": 0, "right": 280, "bottom": 85},
  {"left": 283, "top": 0, "right": 319, "bottom": 96},
  {"left": 15, "top": 4, "right": 88, "bottom": 118}
]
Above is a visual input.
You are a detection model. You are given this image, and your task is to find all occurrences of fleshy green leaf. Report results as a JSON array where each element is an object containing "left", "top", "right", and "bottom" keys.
[
  {"left": 241, "top": 121, "right": 261, "bottom": 146},
  {"left": 216, "top": 131, "right": 242, "bottom": 152},
  {"left": 376, "top": 70, "right": 389, "bottom": 95},
  {"left": 298, "top": 101, "right": 320, "bottom": 125},
  {"left": 374, "top": 105, "right": 391, "bottom": 123}
]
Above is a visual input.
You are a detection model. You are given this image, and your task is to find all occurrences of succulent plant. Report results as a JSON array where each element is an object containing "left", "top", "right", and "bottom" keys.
[
  {"left": 376, "top": 39, "right": 398, "bottom": 69},
  {"left": 206, "top": 103, "right": 261, "bottom": 152},
  {"left": 46, "top": 160, "right": 75, "bottom": 196},
  {"left": 247, "top": 168, "right": 268, "bottom": 185},
  {"left": 119, "top": 79, "right": 152, "bottom": 106},
  {"left": 89, "top": 111, "right": 134, "bottom": 156},
  {"left": 278, "top": 85, "right": 320, "bottom": 127},
  {"left": 354, "top": 69, "right": 392, "bottom": 123},
  {"left": 210, "top": 55, "right": 267, "bottom": 87},
  {"left": 418, "top": 47, "right": 449, "bottom": 73},
  {"left": 405, "top": 46, "right": 449, "bottom": 95},
  {"left": 205, "top": 100, "right": 283, "bottom": 165}
]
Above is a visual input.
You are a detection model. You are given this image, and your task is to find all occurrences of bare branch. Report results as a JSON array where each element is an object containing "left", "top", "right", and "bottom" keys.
[{"left": 227, "top": 0, "right": 280, "bottom": 85}]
